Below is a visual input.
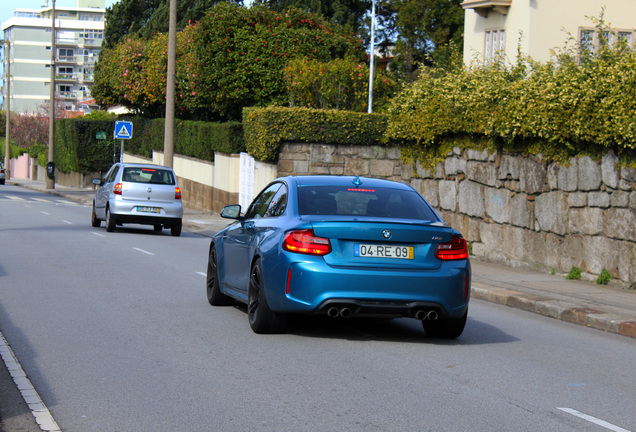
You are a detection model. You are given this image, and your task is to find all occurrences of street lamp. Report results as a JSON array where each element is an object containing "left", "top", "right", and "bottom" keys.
[{"left": 1, "top": 38, "right": 10, "bottom": 180}]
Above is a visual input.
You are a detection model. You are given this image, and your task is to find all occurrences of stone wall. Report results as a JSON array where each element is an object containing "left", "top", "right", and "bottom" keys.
[{"left": 277, "top": 143, "right": 636, "bottom": 286}]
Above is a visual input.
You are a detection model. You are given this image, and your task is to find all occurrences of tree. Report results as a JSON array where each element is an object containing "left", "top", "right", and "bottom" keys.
[
  {"left": 377, "top": 0, "right": 464, "bottom": 77},
  {"left": 93, "top": 3, "right": 367, "bottom": 121},
  {"left": 256, "top": 0, "right": 371, "bottom": 34},
  {"left": 103, "top": 0, "right": 236, "bottom": 49}
]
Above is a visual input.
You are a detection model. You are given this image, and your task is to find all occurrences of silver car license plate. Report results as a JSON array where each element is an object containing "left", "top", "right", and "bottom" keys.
[
  {"left": 354, "top": 244, "right": 414, "bottom": 259},
  {"left": 137, "top": 206, "right": 160, "bottom": 213}
]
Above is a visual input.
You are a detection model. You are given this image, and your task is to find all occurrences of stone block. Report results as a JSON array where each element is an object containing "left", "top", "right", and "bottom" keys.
[
  {"left": 310, "top": 144, "right": 339, "bottom": 163},
  {"left": 602, "top": 151, "right": 620, "bottom": 189},
  {"left": 610, "top": 190, "right": 629, "bottom": 207},
  {"left": 604, "top": 208, "right": 635, "bottom": 240},
  {"left": 498, "top": 155, "right": 520, "bottom": 180},
  {"left": 445, "top": 157, "right": 467, "bottom": 176},
  {"left": 620, "top": 166, "right": 636, "bottom": 182},
  {"left": 578, "top": 156, "right": 602, "bottom": 191},
  {"left": 293, "top": 160, "right": 309, "bottom": 174},
  {"left": 588, "top": 191, "right": 610, "bottom": 208},
  {"left": 534, "top": 191, "right": 569, "bottom": 235},
  {"left": 467, "top": 149, "right": 490, "bottom": 161},
  {"left": 467, "top": 161, "right": 499, "bottom": 187},
  {"left": 568, "top": 192, "right": 587, "bottom": 207},
  {"left": 557, "top": 158, "right": 578, "bottom": 192},
  {"left": 581, "top": 235, "right": 626, "bottom": 276},
  {"left": 418, "top": 179, "right": 439, "bottom": 208},
  {"left": 484, "top": 187, "right": 511, "bottom": 224},
  {"left": 630, "top": 191, "right": 636, "bottom": 209},
  {"left": 435, "top": 163, "right": 445, "bottom": 179},
  {"left": 619, "top": 179, "right": 634, "bottom": 191},
  {"left": 277, "top": 159, "right": 294, "bottom": 175},
  {"left": 438, "top": 180, "right": 457, "bottom": 211},
  {"left": 386, "top": 147, "right": 401, "bottom": 160},
  {"left": 547, "top": 162, "right": 559, "bottom": 190},
  {"left": 568, "top": 207, "right": 604, "bottom": 235},
  {"left": 458, "top": 180, "right": 485, "bottom": 217},
  {"left": 519, "top": 157, "right": 548, "bottom": 194},
  {"left": 369, "top": 160, "right": 395, "bottom": 178},
  {"left": 510, "top": 193, "right": 532, "bottom": 229},
  {"left": 337, "top": 145, "right": 363, "bottom": 156},
  {"left": 415, "top": 162, "right": 433, "bottom": 179}
]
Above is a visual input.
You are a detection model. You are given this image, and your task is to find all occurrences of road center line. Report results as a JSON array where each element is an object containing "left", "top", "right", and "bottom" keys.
[
  {"left": 91, "top": 232, "right": 106, "bottom": 238},
  {"left": 557, "top": 408, "right": 631, "bottom": 432},
  {"left": 133, "top": 247, "right": 155, "bottom": 256},
  {"left": 197, "top": 272, "right": 206, "bottom": 277},
  {"left": 40, "top": 211, "right": 50, "bottom": 215},
  {"left": 63, "top": 220, "right": 73, "bottom": 225},
  {"left": 0, "top": 331, "right": 61, "bottom": 432}
]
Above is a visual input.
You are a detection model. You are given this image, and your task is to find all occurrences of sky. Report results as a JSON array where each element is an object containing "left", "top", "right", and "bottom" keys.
[{"left": 1, "top": 0, "right": 119, "bottom": 28}]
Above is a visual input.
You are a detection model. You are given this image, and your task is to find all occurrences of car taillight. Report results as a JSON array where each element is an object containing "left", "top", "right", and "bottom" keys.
[
  {"left": 435, "top": 235, "right": 469, "bottom": 261},
  {"left": 113, "top": 183, "right": 123, "bottom": 195},
  {"left": 283, "top": 229, "right": 331, "bottom": 256},
  {"left": 175, "top": 187, "right": 181, "bottom": 199},
  {"left": 0, "top": 169, "right": 4, "bottom": 174}
]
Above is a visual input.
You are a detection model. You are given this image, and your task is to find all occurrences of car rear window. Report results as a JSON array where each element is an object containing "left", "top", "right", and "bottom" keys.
[
  {"left": 122, "top": 167, "right": 175, "bottom": 185},
  {"left": 297, "top": 185, "right": 439, "bottom": 221}
]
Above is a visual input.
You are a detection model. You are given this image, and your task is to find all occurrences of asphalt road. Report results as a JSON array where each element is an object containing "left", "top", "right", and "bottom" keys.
[{"left": 1, "top": 184, "right": 635, "bottom": 432}]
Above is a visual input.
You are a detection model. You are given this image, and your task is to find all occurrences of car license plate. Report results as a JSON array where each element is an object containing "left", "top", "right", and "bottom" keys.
[
  {"left": 354, "top": 244, "right": 414, "bottom": 259},
  {"left": 137, "top": 206, "right": 160, "bottom": 213}
]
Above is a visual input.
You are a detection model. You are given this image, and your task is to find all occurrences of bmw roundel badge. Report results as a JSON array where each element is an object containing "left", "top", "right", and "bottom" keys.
[{"left": 382, "top": 230, "right": 392, "bottom": 239}]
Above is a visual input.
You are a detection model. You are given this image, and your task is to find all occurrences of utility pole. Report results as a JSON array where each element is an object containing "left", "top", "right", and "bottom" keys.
[
  {"left": 367, "top": 0, "right": 375, "bottom": 114},
  {"left": 46, "top": 0, "right": 56, "bottom": 189},
  {"left": 163, "top": 0, "right": 176, "bottom": 168},
  {"left": 2, "top": 39, "right": 10, "bottom": 180}
]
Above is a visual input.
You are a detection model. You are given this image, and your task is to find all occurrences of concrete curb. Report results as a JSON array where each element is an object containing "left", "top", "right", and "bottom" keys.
[{"left": 471, "top": 285, "right": 636, "bottom": 339}]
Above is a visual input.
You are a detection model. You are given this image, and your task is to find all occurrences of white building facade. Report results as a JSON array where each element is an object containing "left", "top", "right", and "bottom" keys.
[
  {"left": 2, "top": 0, "right": 105, "bottom": 113},
  {"left": 462, "top": 0, "right": 636, "bottom": 66}
]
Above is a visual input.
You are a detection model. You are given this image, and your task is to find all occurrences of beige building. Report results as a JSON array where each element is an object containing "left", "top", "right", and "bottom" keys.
[{"left": 462, "top": 0, "right": 636, "bottom": 66}]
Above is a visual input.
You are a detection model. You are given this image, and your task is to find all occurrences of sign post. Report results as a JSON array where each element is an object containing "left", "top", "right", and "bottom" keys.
[{"left": 114, "top": 121, "right": 133, "bottom": 163}]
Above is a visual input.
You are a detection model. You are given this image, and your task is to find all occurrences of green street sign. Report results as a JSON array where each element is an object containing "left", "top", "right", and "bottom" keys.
[{"left": 96, "top": 131, "right": 107, "bottom": 140}]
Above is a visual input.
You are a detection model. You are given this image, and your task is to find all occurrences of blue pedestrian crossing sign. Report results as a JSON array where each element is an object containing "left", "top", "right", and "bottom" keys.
[{"left": 114, "top": 121, "right": 133, "bottom": 139}]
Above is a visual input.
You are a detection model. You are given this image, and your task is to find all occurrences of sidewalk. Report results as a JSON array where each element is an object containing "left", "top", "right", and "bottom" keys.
[{"left": 7, "top": 177, "right": 636, "bottom": 339}]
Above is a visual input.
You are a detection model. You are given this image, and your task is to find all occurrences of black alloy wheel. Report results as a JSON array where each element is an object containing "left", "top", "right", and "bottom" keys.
[
  {"left": 105, "top": 207, "right": 116, "bottom": 232},
  {"left": 247, "top": 258, "right": 287, "bottom": 334},
  {"left": 206, "top": 246, "right": 234, "bottom": 306}
]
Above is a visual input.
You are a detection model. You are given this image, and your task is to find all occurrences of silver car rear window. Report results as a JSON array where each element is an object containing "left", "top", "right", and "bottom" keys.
[
  {"left": 297, "top": 186, "right": 438, "bottom": 221},
  {"left": 122, "top": 167, "right": 175, "bottom": 185}
]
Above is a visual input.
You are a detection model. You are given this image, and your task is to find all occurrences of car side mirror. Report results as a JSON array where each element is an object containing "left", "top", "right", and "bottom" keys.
[
  {"left": 92, "top": 178, "right": 103, "bottom": 186},
  {"left": 220, "top": 204, "right": 242, "bottom": 220}
]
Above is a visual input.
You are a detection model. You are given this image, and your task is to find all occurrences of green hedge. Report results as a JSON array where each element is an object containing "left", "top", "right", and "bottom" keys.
[
  {"left": 121, "top": 117, "right": 245, "bottom": 160},
  {"left": 243, "top": 106, "right": 389, "bottom": 162},
  {"left": 386, "top": 40, "right": 636, "bottom": 167},
  {"left": 50, "top": 117, "right": 244, "bottom": 174}
]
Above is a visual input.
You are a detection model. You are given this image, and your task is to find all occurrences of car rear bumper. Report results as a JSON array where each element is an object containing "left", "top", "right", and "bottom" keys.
[
  {"left": 109, "top": 198, "right": 183, "bottom": 224},
  {"left": 265, "top": 257, "right": 471, "bottom": 318}
]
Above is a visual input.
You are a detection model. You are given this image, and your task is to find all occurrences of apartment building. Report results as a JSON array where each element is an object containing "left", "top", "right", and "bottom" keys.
[
  {"left": 2, "top": 0, "right": 105, "bottom": 114},
  {"left": 462, "top": 0, "right": 636, "bottom": 66}
]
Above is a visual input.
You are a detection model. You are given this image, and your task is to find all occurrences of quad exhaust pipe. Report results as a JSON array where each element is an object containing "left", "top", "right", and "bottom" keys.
[{"left": 415, "top": 310, "right": 439, "bottom": 321}]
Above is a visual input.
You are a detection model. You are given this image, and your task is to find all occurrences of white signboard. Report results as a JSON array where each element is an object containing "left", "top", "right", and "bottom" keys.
[{"left": 239, "top": 152, "right": 255, "bottom": 211}]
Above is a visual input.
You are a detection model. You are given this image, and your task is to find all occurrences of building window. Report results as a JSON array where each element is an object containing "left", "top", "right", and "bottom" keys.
[
  {"left": 580, "top": 28, "right": 635, "bottom": 54},
  {"left": 485, "top": 28, "right": 505, "bottom": 64}
]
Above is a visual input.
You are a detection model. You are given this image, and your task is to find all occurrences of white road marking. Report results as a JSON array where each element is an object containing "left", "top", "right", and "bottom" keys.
[
  {"left": 134, "top": 247, "right": 154, "bottom": 256},
  {"left": 56, "top": 200, "right": 77, "bottom": 206},
  {"left": 557, "top": 408, "right": 631, "bottom": 432},
  {"left": 40, "top": 211, "right": 50, "bottom": 215},
  {"left": 0, "top": 331, "right": 61, "bottom": 432},
  {"left": 197, "top": 272, "right": 207, "bottom": 277},
  {"left": 92, "top": 232, "right": 106, "bottom": 238},
  {"left": 32, "top": 198, "right": 51, "bottom": 203},
  {"left": 63, "top": 220, "right": 73, "bottom": 225},
  {"left": 6, "top": 195, "right": 25, "bottom": 201}
]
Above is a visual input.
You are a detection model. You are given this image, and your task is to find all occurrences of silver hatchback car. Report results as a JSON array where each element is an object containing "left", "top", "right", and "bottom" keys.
[{"left": 91, "top": 163, "right": 184, "bottom": 236}]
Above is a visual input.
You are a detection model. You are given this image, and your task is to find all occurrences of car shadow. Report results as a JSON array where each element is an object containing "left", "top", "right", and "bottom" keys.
[{"left": 231, "top": 304, "right": 518, "bottom": 345}]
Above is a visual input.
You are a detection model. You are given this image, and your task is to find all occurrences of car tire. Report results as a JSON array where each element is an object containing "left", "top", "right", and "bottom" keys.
[
  {"left": 247, "top": 258, "right": 287, "bottom": 334},
  {"left": 105, "top": 206, "right": 116, "bottom": 232},
  {"left": 422, "top": 310, "right": 467, "bottom": 339},
  {"left": 153, "top": 224, "right": 163, "bottom": 232},
  {"left": 91, "top": 202, "right": 101, "bottom": 228},
  {"left": 206, "top": 246, "right": 234, "bottom": 306},
  {"left": 170, "top": 220, "right": 182, "bottom": 237},
  {"left": 0, "top": 179, "right": 4, "bottom": 185}
]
